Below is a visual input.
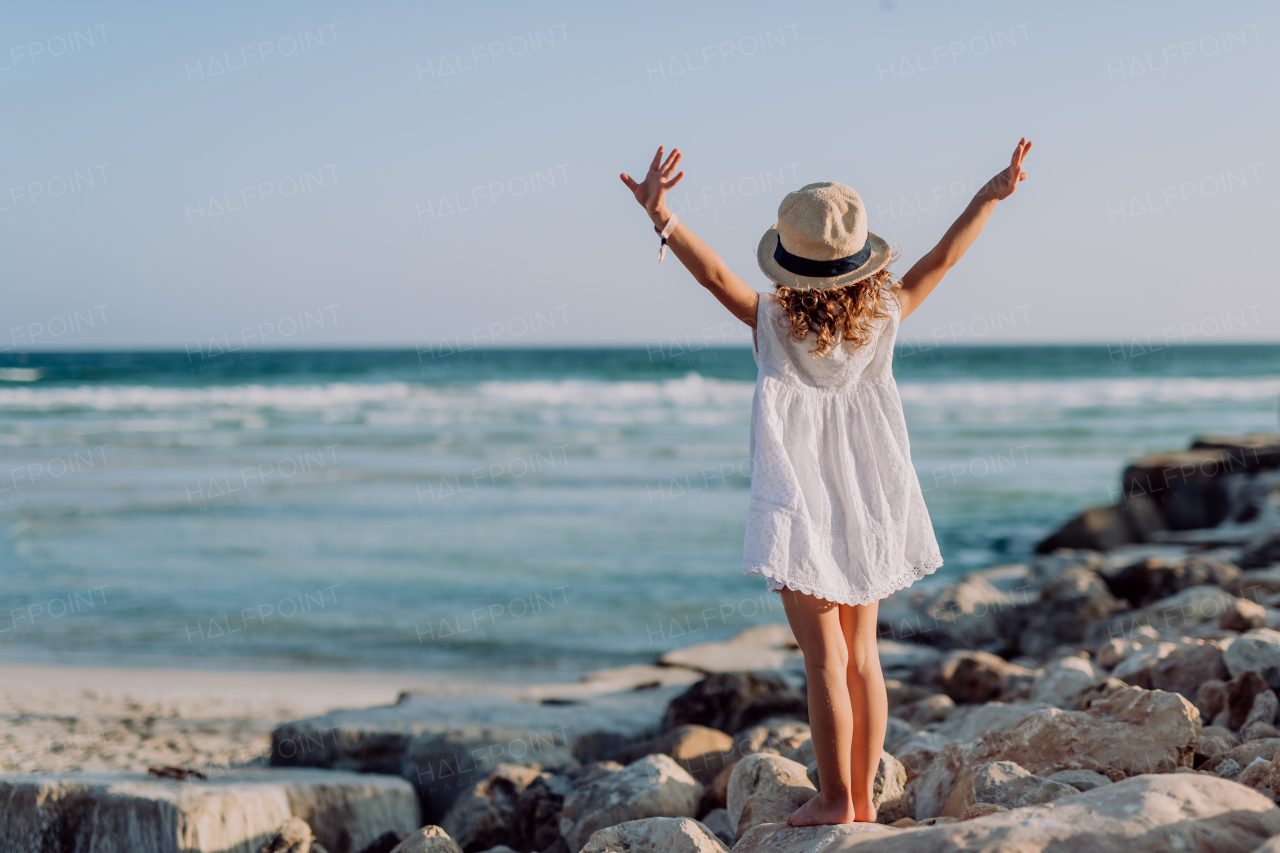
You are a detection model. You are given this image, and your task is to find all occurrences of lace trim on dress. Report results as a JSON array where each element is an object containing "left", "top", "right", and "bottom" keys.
[{"left": 742, "top": 557, "right": 944, "bottom": 608}]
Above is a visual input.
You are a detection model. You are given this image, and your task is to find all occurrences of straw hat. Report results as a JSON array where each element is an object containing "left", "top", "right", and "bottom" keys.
[{"left": 757, "top": 182, "right": 892, "bottom": 290}]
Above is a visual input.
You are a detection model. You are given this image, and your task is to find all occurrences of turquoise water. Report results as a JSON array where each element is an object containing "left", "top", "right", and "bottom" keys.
[{"left": 1, "top": 345, "right": 1277, "bottom": 679}]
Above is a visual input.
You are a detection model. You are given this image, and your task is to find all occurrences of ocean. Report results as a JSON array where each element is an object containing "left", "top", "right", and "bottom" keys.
[{"left": 1, "top": 343, "right": 1277, "bottom": 681}]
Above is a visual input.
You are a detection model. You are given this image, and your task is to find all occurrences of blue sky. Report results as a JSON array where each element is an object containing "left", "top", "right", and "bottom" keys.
[{"left": 2, "top": 0, "right": 1274, "bottom": 349}]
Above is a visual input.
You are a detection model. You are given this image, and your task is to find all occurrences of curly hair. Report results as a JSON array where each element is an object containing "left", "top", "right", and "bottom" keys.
[{"left": 772, "top": 259, "right": 899, "bottom": 357}]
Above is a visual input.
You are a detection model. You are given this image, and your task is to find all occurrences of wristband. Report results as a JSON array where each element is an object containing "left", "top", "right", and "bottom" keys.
[{"left": 654, "top": 213, "right": 678, "bottom": 262}]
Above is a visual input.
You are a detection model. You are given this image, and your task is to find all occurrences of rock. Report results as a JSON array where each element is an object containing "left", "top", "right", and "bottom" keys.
[
  {"left": 1113, "top": 639, "right": 1229, "bottom": 699},
  {"left": 704, "top": 762, "right": 734, "bottom": 812},
  {"left": 389, "top": 827, "right": 462, "bottom": 853},
  {"left": 440, "top": 763, "right": 541, "bottom": 853},
  {"left": 0, "top": 768, "right": 419, "bottom": 853},
  {"left": 730, "top": 822, "right": 892, "bottom": 852},
  {"left": 1199, "top": 739, "right": 1280, "bottom": 774},
  {"left": 1231, "top": 568, "right": 1280, "bottom": 597},
  {"left": 508, "top": 770, "right": 578, "bottom": 853},
  {"left": 1245, "top": 722, "right": 1280, "bottom": 741},
  {"left": 1104, "top": 555, "right": 1239, "bottom": 608},
  {"left": 579, "top": 817, "right": 727, "bottom": 853},
  {"left": 1030, "top": 657, "right": 1106, "bottom": 708},
  {"left": 889, "top": 817, "right": 917, "bottom": 827},
  {"left": 884, "top": 679, "right": 937, "bottom": 708},
  {"left": 1196, "top": 679, "right": 1227, "bottom": 720},
  {"left": 883, "top": 717, "right": 918, "bottom": 753},
  {"left": 930, "top": 702, "right": 1042, "bottom": 743},
  {"left": 608, "top": 725, "right": 735, "bottom": 785},
  {"left": 1122, "top": 449, "right": 1242, "bottom": 531},
  {"left": 1222, "top": 597, "right": 1269, "bottom": 631},
  {"left": 663, "top": 673, "right": 802, "bottom": 735},
  {"left": 1072, "top": 677, "right": 1130, "bottom": 711},
  {"left": 699, "top": 808, "right": 734, "bottom": 847},
  {"left": 909, "top": 687, "right": 1200, "bottom": 819},
  {"left": 1035, "top": 499, "right": 1161, "bottom": 554},
  {"left": 559, "top": 755, "right": 702, "bottom": 853},
  {"left": 1226, "top": 629, "right": 1280, "bottom": 689},
  {"left": 1047, "top": 769, "right": 1112, "bottom": 791},
  {"left": 878, "top": 639, "right": 944, "bottom": 677},
  {"left": 1247, "top": 689, "right": 1280, "bottom": 727},
  {"left": 260, "top": 817, "right": 314, "bottom": 853},
  {"left": 1007, "top": 566, "right": 1127, "bottom": 658},
  {"left": 1226, "top": 670, "right": 1271, "bottom": 730},
  {"left": 1196, "top": 726, "right": 1241, "bottom": 763},
  {"left": 729, "top": 718, "right": 810, "bottom": 764},
  {"left": 356, "top": 833, "right": 408, "bottom": 853},
  {"left": 658, "top": 624, "right": 802, "bottom": 673},
  {"left": 891, "top": 693, "right": 955, "bottom": 726},
  {"left": 823, "top": 774, "right": 1280, "bottom": 852},
  {"left": 1216, "top": 758, "right": 1243, "bottom": 780},
  {"left": 1096, "top": 631, "right": 1159, "bottom": 669},
  {"left": 269, "top": 686, "right": 676, "bottom": 822},
  {"left": 877, "top": 567, "right": 1032, "bottom": 649},
  {"left": 932, "top": 651, "right": 1031, "bottom": 704},
  {"left": 958, "top": 802, "right": 1008, "bottom": 820},
  {"left": 972, "top": 761, "right": 1081, "bottom": 809},
  {"left": 726, "top": 754, "right": 813, "bottom": 836},
  {"left": 1242, "top": 530, "right": 1280, "bottom": 569},
  {"left": 1086, "top": 585, "right": 1236, "bottom": 647},
  {"left": 1240, "top": 757, "right": 1273, "bottom": 788}
]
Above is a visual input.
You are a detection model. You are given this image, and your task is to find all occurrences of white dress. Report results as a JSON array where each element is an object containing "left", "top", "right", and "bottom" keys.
[{"left": 742, "top": 292, "right": 943, "bottom": 606}]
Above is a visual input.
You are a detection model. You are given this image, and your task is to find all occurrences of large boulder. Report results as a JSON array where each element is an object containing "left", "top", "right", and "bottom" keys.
[
  {"left": 508, "top": 770, "right": 581, "bottom": 853},
  {"left": 662, "top": 673, "right": 803, "bottom": 735},
  {"left": 971, "top": 760, "right": 1081, "bottom": 809},
  {"left": 1112, "top": 639, "right": 1229, "bottom": 699},
  {"left": 877, "top": 566, "right": 1033, "bottom": 648},
  {"left": 931, "top": 651, "right": 1031, "bottom": 705},
  {"left": 439, "top": 764, "right": 541, "bottom": 852},
  {"left": 729, "top": 718, "right": 810, "bottom": 763},
  {"left": 1225, "top": 629, "right": 1280, "bottom": 689},
  {"left": 731, "top": 822, "right": 892, "bottom": 852},
  {"left": 606, "top": 725, "right": 734, "bottom": 785},
  {"left": 725, "top": 753, "right": 813, "bottom": 837},
  {"left": 558, "top": 755, "right": 701, "bottom": 853},
  {"left": 1004, "top": 566, "right": 1127, "bottom": 658},
  {"left": 0, "top": 769, "right": 419, "bottom": 853},
  {"left": 1085, "top": 585, "right": 1236, "bottom": 647},
  {"left": 910, "top": 687, "right": 1200, "bottom": 819},
  {"left": 1029, "top": 656, "right": 1106, "bottom": 708},
  {"left": 579, "top": 817, "right": 727, "bottom": 853},
  {"left": 823, "top": 774, "right": 1280, "bottom": 852},
  {"left": 1104, "top": 555, "right": 1241, "bottom": 608},
  {"left": 1034, "top": 497, "right": 1165, "bottom": 553},
  {"left": 658, "top": 624, "right": 802, "bottom": 673}
]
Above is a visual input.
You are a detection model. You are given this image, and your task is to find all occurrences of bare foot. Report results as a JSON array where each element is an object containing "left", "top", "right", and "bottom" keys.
[
  {"left": 786, "top": 793, "right": 857, "bottom": 826},
  {"left": 852, "top": 802, "right": 878, "bottom": 823}
]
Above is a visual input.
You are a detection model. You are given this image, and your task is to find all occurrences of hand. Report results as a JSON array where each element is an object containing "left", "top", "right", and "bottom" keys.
[
  {"left": 979, "top": 137, "right": 1032, "bottom": 201},
  {"left": 620, "top": 146, "right": 685, "bottom": 221}
]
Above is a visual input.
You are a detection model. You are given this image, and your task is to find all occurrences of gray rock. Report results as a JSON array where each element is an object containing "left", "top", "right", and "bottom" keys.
[
  {"left": 658, "top": 624, "right": 802, "bottom": 673},
  {"left": 270, "top": 686, "right": 678, "bottom": 822},
  {"left": 932, "top": 650, "right": 1032, "bottom": 704},
  {"left": 0, "top": 768, "right": 419, "bottom": 853},
  {"left": 559, "top": 755, "right": 701, "bottom": 852},
  {"left": 388, "top": 827, "right": 461, "bottom": 853},
  {"left": 1113, "top": 639, "right": 1230, "bottom": 700},
  {"left": 959, "top": 802, "right": 1009, "bottom": 820},
  {"left": 1239, "top": 758, "right": 1272, "bottom": 789},
  {"left": 1246, "top": 689, "right": 1280, "bottom": 728},
  {"left": 662, "top": 672, "right": 802, "bottom": 736},
  {"left": 730, "top": 718, "right": 810, "bottom": 763},
  {"left": 1030, "top": 657, "right": 1106, "bottom": 708},
  {"left": 1047, "top": 769, "right": 1113, "bottom": 792},
  {"left": 1086, "top": 586, "right": 1237, "bottom": 647},
  {"left": 727, "top": 754, "right": 813, "bottom": 837},
  {"left": 1226, "top": 629, "right": 1280, "bottom": 689},
  {"left": 440, "top": 764, "right": 541, "bottom": 852},
  {"left": 730, "top": 822, "right": 892, "bottom": 852},
  {"left": 1216, "top": 758, "right": 1243, "bottom": 780},
  {"left": 972, "top": 761, "right": 1081, "bottom": 809},
  {"left": 579, "top": 817, "right": 727, "bottom": 853},
  {"left": 259, "top": 817, "right": 313, "bottom": 853},
  {"left": 698, "top": 808, "right": 734, "bottom": 847}
]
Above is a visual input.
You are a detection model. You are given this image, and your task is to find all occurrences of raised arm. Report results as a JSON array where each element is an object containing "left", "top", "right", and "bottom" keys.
[
  {"left": 896, "top": 138, "right": 1032, "bottom": 320},
  {"left": 621, "top": 146, "right": 760, "bottom": 327}
]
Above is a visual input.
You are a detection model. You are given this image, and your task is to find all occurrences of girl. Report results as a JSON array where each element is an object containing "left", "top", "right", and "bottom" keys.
[{"left": 620, "top": 139, "right": 1032, "bottom": 825}]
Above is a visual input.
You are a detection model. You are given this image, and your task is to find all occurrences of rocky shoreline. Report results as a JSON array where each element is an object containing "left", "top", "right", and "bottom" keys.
[{"left": 5, "top": 433, "right": 1280, "bottom": 853}]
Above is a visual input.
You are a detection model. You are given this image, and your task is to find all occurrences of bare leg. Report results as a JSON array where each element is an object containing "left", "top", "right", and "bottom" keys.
[
  {"left": 779, "top": 588, "right": 856, "bottom": 826},
  {"left": 840, "top": 601, "right": 886, "bottom": 822}
]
